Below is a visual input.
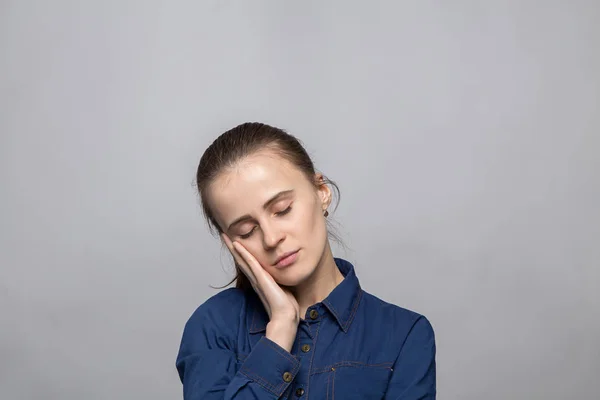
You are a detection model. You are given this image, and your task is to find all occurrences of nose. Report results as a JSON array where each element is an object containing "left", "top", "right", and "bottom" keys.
[{"left": 261, "top": 220, "right": 285, "bottom": 250}]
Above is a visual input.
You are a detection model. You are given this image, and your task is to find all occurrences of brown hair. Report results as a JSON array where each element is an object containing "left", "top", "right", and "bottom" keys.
[{"left": 196, "top": 122, "right": 341, "bottom": 291}]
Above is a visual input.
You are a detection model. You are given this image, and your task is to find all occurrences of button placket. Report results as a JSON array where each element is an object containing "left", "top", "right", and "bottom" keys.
[{"left": 291, "top": 317, "right": 314, "bottom": 399}]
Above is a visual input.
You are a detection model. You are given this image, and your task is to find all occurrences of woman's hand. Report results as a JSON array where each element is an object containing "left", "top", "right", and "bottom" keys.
[{"left": 222, "top": 234, "right": 299, "bottom": 351}]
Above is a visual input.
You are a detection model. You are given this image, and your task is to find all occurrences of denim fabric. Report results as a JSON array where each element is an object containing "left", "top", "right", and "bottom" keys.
[{"left": 176, "top": 258, "right": 436, "bottom": 399}]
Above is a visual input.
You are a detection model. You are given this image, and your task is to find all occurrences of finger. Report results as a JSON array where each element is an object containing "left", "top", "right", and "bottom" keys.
[
  {"left": 229, "top": 240, "right": 263, "bottom": 286},
  {"left": 221, "top": 234, "right": 247, "bottom": 269},
  {"left": 232, "top": 241, "right": 283, "bottom": 299},
  {"left": 233, "top": 262, "right": 270, "bottom": 315},
  {"left": 231, "top": 241, "right": 265, "bottom": 277},
  {"left": 231, "top": 241, "right": 279, "bottom": 311},
  {"left": 221, "top": 234, "right": 257, "bottom": 286},
  {"left": 223, "top": 236, "right": 271, "bottom": 316}
]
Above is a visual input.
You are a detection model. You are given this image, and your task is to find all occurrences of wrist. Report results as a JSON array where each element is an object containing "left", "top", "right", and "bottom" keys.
[{"left": 266, "top": 320, "right": 298, "bottom": 352}]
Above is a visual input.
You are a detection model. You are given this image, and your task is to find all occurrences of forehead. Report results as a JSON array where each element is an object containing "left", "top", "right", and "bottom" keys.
[{"left": 208, "top": 151, "right": 310, "bottom": 214}]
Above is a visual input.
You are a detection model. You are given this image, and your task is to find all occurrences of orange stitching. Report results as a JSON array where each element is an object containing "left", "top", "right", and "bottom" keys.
[
  {"left": 263, "top": 338, "right": 298, "bottom": 365},
  {"left": 331, "top": 368, "right": 336, "bottom": 400},
  {"left": 310, "top": 361, "right": 394, "bottom": 375},
  {"left": 344, "top": 289, "right": 363, "bottom": 331},
  {"left": 305, "top": 321, "right": 321, "bottom": 399}
]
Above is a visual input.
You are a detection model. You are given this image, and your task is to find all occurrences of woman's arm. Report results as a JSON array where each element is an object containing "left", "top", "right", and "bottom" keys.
[
  {"left": 176, "top": 292, "right": 300, "bottom": 400},
  {"left": 384, "top": 316, "right": 436, "bottom": 400}
]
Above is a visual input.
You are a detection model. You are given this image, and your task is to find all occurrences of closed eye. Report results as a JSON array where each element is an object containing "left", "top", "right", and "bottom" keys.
[
  {"left": 276, "top": 205, "right": 292, "bottom": 216},
  {"left": 238, "top": 206, "right": 292, "bottom": 239},
  {"left": 239, "top": 226, "right": 257, "bottom": 239}
]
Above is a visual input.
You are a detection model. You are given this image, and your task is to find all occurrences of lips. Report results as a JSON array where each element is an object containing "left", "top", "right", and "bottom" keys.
[{"left": 273, "top": 250, "right": 299, "bottom": 266}]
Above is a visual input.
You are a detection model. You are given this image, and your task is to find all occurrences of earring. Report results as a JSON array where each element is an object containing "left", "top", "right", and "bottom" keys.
[{"left": 324, "top": 210, "right": 329, "bottom": 217}]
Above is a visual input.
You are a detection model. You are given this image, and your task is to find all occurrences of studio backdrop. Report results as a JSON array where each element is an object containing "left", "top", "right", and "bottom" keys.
[{"left": 1, "top": 1, "right": 598, "bottom": 399}]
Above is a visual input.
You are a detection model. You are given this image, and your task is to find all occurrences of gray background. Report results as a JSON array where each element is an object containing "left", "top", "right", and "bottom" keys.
[{"left": 1, "top": 1, "right": 598, "bottom": 399}]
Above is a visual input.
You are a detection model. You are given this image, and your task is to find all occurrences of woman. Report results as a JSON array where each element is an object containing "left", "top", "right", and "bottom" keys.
[{"left": 176, "top": 122, "right": 436, "bottom": 399}]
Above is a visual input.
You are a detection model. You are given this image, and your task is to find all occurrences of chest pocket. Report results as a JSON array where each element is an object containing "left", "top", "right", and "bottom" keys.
[{"left": 323, "top": 362, "right": 393, "bottom": 400}]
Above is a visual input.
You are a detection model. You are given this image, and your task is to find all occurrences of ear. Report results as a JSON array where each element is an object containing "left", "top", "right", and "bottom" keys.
[{"left": 314, "top": 173, "right": 332, "bottom": 211}]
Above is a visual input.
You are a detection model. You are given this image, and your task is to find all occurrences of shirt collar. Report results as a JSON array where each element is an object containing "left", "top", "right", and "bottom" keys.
[
  {"left": 322, "top": 258, "right": 363, "bottom": 333},
  {"left": 249, "top": 257, "right": 362, "bottom": 334}
]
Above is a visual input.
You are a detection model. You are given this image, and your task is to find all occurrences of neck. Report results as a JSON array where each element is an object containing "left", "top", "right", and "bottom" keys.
[{"left": 290, "top": 243, "right": 345, "bottom": 318}]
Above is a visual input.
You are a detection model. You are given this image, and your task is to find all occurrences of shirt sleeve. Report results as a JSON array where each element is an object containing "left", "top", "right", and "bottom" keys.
[
  {"left": 384, "top": 316, "right": 436, "bottom": 400},
  {"left": 175, "top": 292, "right": 301, "bottom": 399}
]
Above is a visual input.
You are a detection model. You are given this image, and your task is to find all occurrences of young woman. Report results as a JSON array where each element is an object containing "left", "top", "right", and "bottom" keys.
[{"left": 176, "top": 122, "right": 436, "bottom": 399}]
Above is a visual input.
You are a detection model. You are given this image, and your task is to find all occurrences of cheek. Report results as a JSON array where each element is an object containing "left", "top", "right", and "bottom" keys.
[{"left": 302, "top": 204, "right": 327, "bottom": 240}]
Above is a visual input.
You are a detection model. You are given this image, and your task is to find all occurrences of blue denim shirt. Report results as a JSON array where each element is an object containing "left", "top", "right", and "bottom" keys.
[{"left": 176, "top": 258, "right": 436, "bottom": 399}]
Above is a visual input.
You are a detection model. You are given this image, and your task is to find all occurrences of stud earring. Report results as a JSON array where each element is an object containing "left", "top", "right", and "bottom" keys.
[{"left": 324, "top": 210, "right": 329, "bottom": 217}]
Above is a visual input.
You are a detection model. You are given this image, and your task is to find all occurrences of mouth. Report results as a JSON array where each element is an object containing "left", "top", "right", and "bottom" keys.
[{"left": 273, "top": 250, "right": 300, "bottom": 268}]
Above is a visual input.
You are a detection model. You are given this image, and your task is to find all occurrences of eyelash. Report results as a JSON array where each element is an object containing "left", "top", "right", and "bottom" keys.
[{"left": 239, "top": 206, "right": 292, "bottom": 239}]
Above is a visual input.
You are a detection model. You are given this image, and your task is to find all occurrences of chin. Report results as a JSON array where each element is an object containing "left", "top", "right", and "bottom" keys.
[
  {"left": 273, "top": 260, "right": 315, "bottom": 287},
  {"left": 275, "top": 277, "right": 303, "bottom": 287}
]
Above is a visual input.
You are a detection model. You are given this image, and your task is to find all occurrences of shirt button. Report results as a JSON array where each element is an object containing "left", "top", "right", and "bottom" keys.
[
  {"left": 301, "top": 344, "right": 311, "bottom": 353},
  {"left": 309, "top": 309, "right": 319, "bottom": 320},
  {"left": 283, "top": 372, "right": 293, "bottom": 382},
  {"left": 295, "top": 387, "right": 305, "bottom": 396}
]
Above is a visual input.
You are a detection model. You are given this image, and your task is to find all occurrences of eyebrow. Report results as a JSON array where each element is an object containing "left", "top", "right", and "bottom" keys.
[{"left": 226, "top": 189, "right": 295, "bottom": 232}]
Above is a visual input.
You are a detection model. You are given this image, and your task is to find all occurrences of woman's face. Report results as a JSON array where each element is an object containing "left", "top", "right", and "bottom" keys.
[{"left": 207, "top": 150, "right": 332, "bottom": 287}]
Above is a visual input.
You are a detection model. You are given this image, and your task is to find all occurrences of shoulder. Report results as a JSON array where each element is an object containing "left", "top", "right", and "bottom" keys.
[
  {"left": 200, "top": 287, "right": 248, "bottom": 310},
  {"left": 182, "top": 288, "right": 250, "bottom": 334},
  {"left": 360, "top": 290, "right": 435, "bottom": 341},
  {"left": 176, "top": 288, "right": 253, "bottom": 370}
]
